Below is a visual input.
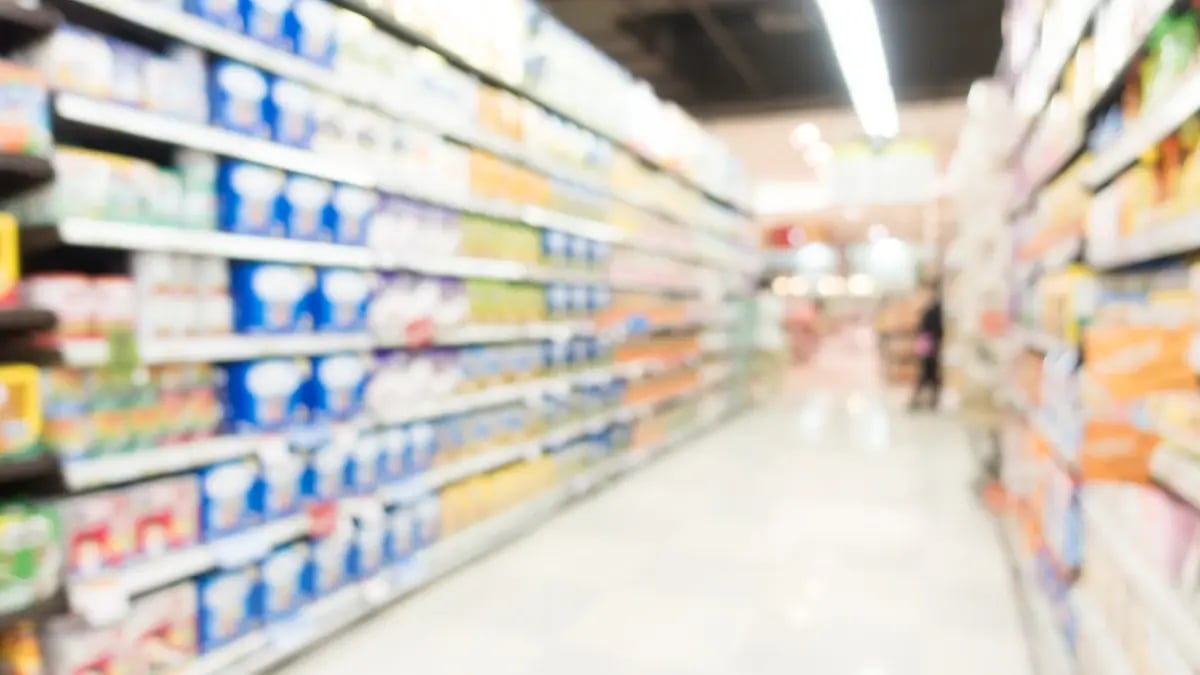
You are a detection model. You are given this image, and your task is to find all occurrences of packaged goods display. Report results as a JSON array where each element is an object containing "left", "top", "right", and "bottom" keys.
[
  {"left": 995, "top": 1, "right": 1200, "bottom": 672},
  {"left": 0, "top": 0, "right": 757, "bottom": 671}
]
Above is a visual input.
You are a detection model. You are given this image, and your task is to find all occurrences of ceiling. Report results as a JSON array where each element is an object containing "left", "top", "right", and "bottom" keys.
[{"left": 542, "top": 0, "right": 1004, "bottom": 117}]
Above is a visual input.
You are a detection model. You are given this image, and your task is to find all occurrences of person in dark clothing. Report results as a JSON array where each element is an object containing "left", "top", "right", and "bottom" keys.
[{"left": 909, "top": 285, "right": 943, "bottom": 410}]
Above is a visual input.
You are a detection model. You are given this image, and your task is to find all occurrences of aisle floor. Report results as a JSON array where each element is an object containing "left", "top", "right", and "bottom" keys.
[{"left": 282, "top": 384, "right": 1032, "bottom": 675}]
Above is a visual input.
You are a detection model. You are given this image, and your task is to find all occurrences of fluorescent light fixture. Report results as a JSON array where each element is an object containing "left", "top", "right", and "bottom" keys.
[
  {"left": 816, "top": 0, "right": 898, "bottom": 139},
  {"left": 787, "top": 276, "right": 810, "bottom": 296},
  {"left": 790, "top": 122, "right": 821, "bottom": 149},
  {"left": 848, "top": 273, "right": 876, "bottom": 296}
]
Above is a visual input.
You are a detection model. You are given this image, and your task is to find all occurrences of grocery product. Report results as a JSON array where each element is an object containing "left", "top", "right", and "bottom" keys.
[
  {"left": 281, "top": 174, "right": 332, "bottom": 240},
  {"left": 260, "top": 542, "right": 310, "bottom": 621},
  {"left": 198, "top": 459, "right": 260, "bottom": 539},
  {"left": 311, "top": 268, "right": 370, "bottom": 332},
  {"left": 0, "top": 61, "right": 51, "bottom": 157},
  {"left": 218, "top": 160, "right": 286, "bottom": 236},
  {"left": 0, "top": 503, "right": 60, "bottom": 613},
  {"left": 0, "top": 365, "right": 41, "bottom": 461},
  {"left": 229, "top": 262, "right": 313, "bottom": 333},
  {"left": 221, "top": 358, "right": 307, "bottom": 432},
  {"left": 196, "top": 564, "right": 260, "bottom": 652}
]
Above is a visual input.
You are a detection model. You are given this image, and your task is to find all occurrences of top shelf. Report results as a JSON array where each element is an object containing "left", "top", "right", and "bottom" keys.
[{"left": 327, "top": 0, "right": 750, "bottom": 215}]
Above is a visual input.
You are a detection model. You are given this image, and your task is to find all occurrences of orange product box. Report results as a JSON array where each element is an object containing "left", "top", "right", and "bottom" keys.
[
  {"left": 1079, "top": 420, "right": 1158, "bottom": 483},
  {"left": 1084, "top": 324, "right": 1198, "bottom": 402}
]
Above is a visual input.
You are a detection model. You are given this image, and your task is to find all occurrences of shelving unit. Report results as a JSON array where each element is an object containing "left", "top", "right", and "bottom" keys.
[
  {"left": 0, "top": 0, "right": 759, "bottom": 668},
  {"left": 988, "top": 1, "right": 1200, "bottom": 673}
]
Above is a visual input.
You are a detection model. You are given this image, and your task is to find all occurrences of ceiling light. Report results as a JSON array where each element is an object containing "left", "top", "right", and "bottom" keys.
[
  {"left": 772, "top": 277, "right": 789, "bottom": 295},
  {"left": 848, "top": 273, "right": 876, "bottom": 296},
  {"left": 789, "top": 122, "right": 821, "bottom": 149},
  {"left": 787, "top": 276, "right": 810, "bottom": 296},
  {"left": 804, "top": 142, "right": 833, "bottom": 166},
  {"left": 815, "top": 0, "right": 899, "bottom": 139},
  {"left": 817, "top": 275, "right": 846, "bottom": 297}
]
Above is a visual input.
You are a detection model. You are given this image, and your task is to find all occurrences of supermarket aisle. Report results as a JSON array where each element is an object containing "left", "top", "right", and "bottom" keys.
[{"left": 283, "top": 386, "right": 1031, "bottom": 675}]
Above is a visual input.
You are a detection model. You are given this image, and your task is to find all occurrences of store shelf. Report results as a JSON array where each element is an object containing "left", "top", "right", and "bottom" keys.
[
  {"left": 53, "top": 93, "right": 374, "bottom": 187},
  {"left": 0, "top": 1, "right": 60, "bottom": 51},
  {"left": 62, "top": 434, "right": 269, "bottom": 490},
  {"left": 0, "top": 307, "right": 55, "bottom": 332},
  {"left": 1086, "top": 210, "right": 1200, "bottom": 269},
  {"left": 1012, "top": 0, "right": 1100, "bottom": 141},
  {"left": 0, "top": 592, "right": 68, "bottom": 632},
  {"left": 0, "top": 453, "right": 61, "bottom": 489},
  {"left": 995, "top": 515, "right": 1074, "bottom": 675},
  {"left": 27, "top": 218, "right": 608, "bottom": 285},
  {"left": 322, "top": 0, "right": 747, "bottom": 214},
  {"left": 1082, "top": 498, "right": 1200, "bottom": 669},
  {"left": 56, "top": 332, "right": 372, "bottom": 367},
  {"left": 1082, "top": 67, "right": 1200, "bottom": 190},
  {"left": 1072, "top": 589, "right": 1137, "bottom": 675},
  {"left": 1149, "top": 446, "right": 1200, "bottom": 509},
  {"left": 180, "top": 414, "right": 725, "bottom": 675},
  {"left": 1083, "top": 0, "right": 1175, "bottom": 122}
]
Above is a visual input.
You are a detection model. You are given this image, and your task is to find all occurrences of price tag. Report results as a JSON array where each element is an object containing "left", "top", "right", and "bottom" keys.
[
  {"left": 68, "top": 576, "right": 129, "bottom": 626},
  {"left": 361, "top": 576, "right": 392, "bottom": 607},
  {"left": 404, "top": 318, "right": 434, "bottom": 349},
  {"left": 306, "top": 501, "right": 339, "bottom": 539},
  {"left": 212, "top": 531, "right": 272, "bottom": 569}
]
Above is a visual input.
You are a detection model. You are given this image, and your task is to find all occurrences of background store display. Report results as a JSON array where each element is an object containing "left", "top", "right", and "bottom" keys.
[{"left": 0, "top": 0, "right": 759, "bottom": 671}]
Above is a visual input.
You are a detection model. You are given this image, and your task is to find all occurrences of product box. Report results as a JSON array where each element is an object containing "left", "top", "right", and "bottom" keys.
[
  {"left": 269, "top": 78, "right": 315, "bottom": 147},
  {"left": 406, "top": 422, "right": 436, "bottom": 475},
  {"left": 379, "top": 426, "right": 407, "bottom": 481},
  {"left": 185, "top": 0, "right": 243, "bottom": 30},
  {"left": 384, "top": 505, "right": 416, "bottom": 562},
  {"left": 413, "top": 495, "right": 440, "bottom": 547},
  {"left": 286, "top": 0, "right": 337, "bottom": 65},
  {"left": 241, "top": 0, "right": 292, "bottom": 48},
  {"left": 302, "top": 443, "right": 347, "bottom": 501},
  {"left": 0, "top": 364, "right": 41, "bottom": 461},
  {"left": 344, "top": 432, "right": 381, "bottom": 494},
  {"left": 0, "top": 502, "right": 60, "bottom": 611},
  {"left": 260, "top": 541, "right": 310, "bottom": 622},
  {"left": 281, "top": 174, "right": 331, "bottom": 241},
  {"left": 198, "top": 459, "right": 260, "bottom": 539},
  {"left": 26, "top": 25, "right": 115, "bottom": 100},
  {"left": 311, "top": 268, "right": 370, "bottom": 332},
  {"left": 58, "top": 490, "right": 132, "bottom": 576},
  {"left": 327, "top": 185, "right": 377, "bottom": 246},
  {"left": 308, "top": 353, "right": 367, "bottom": 421},
  {"left": 256, "top": 450, "right": 304, "bottom": 519},
  {"left": 126, "top": 581, "right": 197, "bottom": 672},
  {"left": 348, "top": 516, "right": 384, "bottom": 579},
  {"left": 209, "top": 60, "right": 271, "bottom": 137},
  {"left": 40, "top": 617, "right": 128, "bottom": 674},
  {"left": 306, "top": 523, "right": 351, "bottom": 596},
  {"left": 196, "top": 564, "right": 261, "bottom": 653},
  {"left": 129, "top": 475, "right": 200, "bottom": 557},
  {"left": 217, "top": 161, "right": 285, "bottom": 236},
  {"left": 0, "top": 61, "right": 51, "bottom": 157},
  {"left": 229, "top": 262, "right": 313, "bottom": 334},
  {"left": 220, "top": 358, "right": 307, "bottom": 432}
]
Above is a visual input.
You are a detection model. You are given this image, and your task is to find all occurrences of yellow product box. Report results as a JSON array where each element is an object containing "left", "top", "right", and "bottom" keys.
[
  {"left": 0, "top": 213, "right": 17, "bottom": 306},
  {"left": 0, "top": 365, "right": 41, "bottom": 460}
]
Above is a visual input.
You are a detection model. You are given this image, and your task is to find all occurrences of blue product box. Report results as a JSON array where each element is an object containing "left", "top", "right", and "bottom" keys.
[
  {"left": 433, "top": 417, "right": 463, "bottom": 458},
  {"left": 217, "top": 161, "right": 285, "bottom": 236},
  {"left": 220, "top": 358, "right": 307, "bottom": 433},
  {"left": 385, "top": 506, "right": 416, "bottom": 562},
  {"left": 197, "top": 565, "right": 261, "bottom": 653},
  {"left": 302, "top": 444, "right": 347, "bottom": 501},
  {"left": 198, "top": 459, "right": 261, "bottom": 540},
  {"left": 270, "top": 79, "right": 316, "bottom": 148},
  {"left": 209, "top": 60, "right": 271, "bottom": 137},
  {"left": 344, "top": 434, "right": 381, "bottom": 495},
  {"left": 327, "top": 185, "right": 377, "bottom": 246},
  {"left": 307, "top": 525, "right": 352, "bottom": 596},
  {"left": 260, "top": 542, "right": 310, "bottom": 622},
  {"left": 285, "top": 0, "right": 337, "bottom": 65},
  {"left": 413, "top": 496, "right": 440, "bottom": 548},
  {"left": 282, "top": 174, "right": 332, "bottom": 241},
  {"left": 541, "top": 229, "right": 568, "bottom": 266},
  {"left": 185, "top": 0, "right": 243, "bottom": 30},
  {"left": 256, "top": 451, "right": 304, "bottom": 519},
  {"left": 311, "top": 268, "right": 370, "bottom": 332},
  {"left": 348, "top": 518, "right": 385, "bottom": 580},
  {"left": 545, "top": 283, "right": 568, "bottom": 319},
  {"left": 376, "top": 427, "right": 406, "bottom": 482},
  {"left": 241, "top": 0, "right": 292, "bottom": 48},
  {"left": 308, "top": 353, "right": 367, "bottom": 421},
  {"left": 230, "top": 262, "right": 314, "bottom": 334},
  {"left": 405, "top": 422, "right": 436, "bottom": 475}
]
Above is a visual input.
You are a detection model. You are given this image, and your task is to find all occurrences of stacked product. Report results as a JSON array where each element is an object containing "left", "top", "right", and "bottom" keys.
[{"left": 0, "top": 0, "right": 759, "bottom": 672}]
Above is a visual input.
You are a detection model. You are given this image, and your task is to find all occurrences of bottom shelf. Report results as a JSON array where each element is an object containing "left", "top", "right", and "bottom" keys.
[
  {"left": 182, "top": 411, "right": 736, "bottom": 675},
  {"left": 994, "top": 515, "right": 1075, "bottom": 675}
]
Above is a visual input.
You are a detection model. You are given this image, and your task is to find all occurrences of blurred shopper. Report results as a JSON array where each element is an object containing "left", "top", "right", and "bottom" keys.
[{"left": 909, "top": 283, "right": 943, "bottom": 410}]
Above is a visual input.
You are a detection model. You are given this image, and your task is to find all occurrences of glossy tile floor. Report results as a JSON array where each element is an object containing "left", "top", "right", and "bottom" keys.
[{"left": 282, "top": 380, "right": 1033, "bottom": 675}]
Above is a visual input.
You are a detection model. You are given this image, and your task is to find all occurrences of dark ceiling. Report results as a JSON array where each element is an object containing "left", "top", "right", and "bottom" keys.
[{"left": 542, "top": 0, "right": 1004, "bottom": 118}]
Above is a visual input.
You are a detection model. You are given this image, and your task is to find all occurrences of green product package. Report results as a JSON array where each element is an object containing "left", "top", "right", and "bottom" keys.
[{"left": 0, "top": 502, "right": 62, "bottom": 613}]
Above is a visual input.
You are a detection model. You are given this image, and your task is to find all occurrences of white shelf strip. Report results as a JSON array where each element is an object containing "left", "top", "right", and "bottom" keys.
[
  {"left": 1083, "top": 66, "right": 1200, "bottom": 189},
  {"left": 1082, "top": 498, "right": 1200, "bottom": 669},
  {"left": 1087, "top": 210, "right": 1200, "bottom": 269},
  {"left": 1072, "top": 589, "right": 1137, "bottom": 675},
  {"left": 1150, "top": 447, "right": 1200, "bottom": 511},
  {"left": 997, "top": 516, "right": 1075, "bottom": 675},
  {"left": 55, "top": 320, "right": 600, "bottom": 368},
  {"left": 191, "top": 414, "right": 732, "bottom": 675},
  {"left": 55, "top": 93, "right": 374, "bottom": 187}
]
